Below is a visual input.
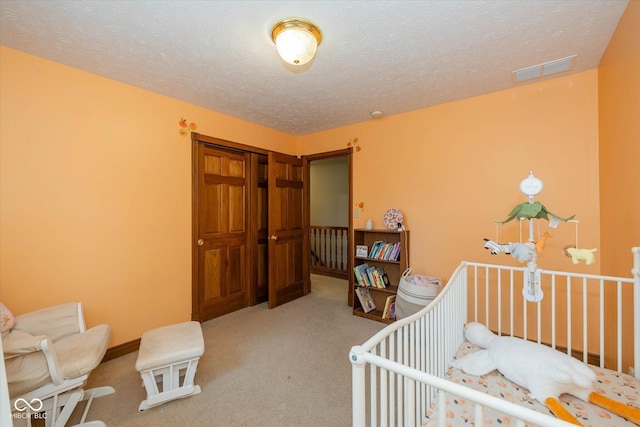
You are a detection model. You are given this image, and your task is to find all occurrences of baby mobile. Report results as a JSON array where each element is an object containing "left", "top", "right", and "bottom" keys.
[{"left": 482, "top": 171, "right": 596, "bottom": 302}]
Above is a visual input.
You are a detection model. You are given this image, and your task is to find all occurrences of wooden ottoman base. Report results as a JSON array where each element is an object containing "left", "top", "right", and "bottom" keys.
[{"left": 135, "top": 321, "right": 204, "bottom": 411}]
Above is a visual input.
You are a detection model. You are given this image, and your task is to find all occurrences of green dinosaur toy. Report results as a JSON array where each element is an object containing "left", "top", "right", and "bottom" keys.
[{"left": 500, "top": 201, "right": 575, "bottom": 224}]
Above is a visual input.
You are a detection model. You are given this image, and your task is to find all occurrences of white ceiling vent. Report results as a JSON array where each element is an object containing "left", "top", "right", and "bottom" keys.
[{"left": 512, "top": 55, "right": 577, "bottom": 83}]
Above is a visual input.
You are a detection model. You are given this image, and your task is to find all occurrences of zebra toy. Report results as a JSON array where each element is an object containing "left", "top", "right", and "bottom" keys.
[
  {"left": 483, "top": 238, "right": 536, "bottom": 263},
  {"left": 483, "top": 238, "right": 510, "bottom": 255}
]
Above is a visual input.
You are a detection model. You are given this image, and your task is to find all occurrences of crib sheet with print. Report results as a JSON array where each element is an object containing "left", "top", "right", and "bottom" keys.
[{"left": 423, "top": 341, "right": 640, "bottom": 427}]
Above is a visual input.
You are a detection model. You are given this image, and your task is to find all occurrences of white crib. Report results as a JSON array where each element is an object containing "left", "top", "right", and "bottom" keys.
[{"left": 350, "top": 247, "right": 640, "bottom": 427}]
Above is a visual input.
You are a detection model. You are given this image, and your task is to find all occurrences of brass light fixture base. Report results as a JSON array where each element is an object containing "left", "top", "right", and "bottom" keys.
[{"left": 271, "top": 18, "right": 322, "bottom": 47}]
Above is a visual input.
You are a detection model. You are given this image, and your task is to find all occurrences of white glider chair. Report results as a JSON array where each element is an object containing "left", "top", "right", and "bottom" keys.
[{"left": 2, "top": 302, "right": 114, "bottom": 427}]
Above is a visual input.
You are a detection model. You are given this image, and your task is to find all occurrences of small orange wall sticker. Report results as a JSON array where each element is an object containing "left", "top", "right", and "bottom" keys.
[{"left": 179, "top": 117, "right": 198, "bottom": 136}]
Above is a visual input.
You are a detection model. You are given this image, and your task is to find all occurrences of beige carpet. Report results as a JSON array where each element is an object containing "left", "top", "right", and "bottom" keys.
[{"left": 79, "top": 274, "right": 384, "bottom": 427}]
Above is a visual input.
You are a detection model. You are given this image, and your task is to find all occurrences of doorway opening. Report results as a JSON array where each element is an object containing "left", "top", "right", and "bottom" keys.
[{"left": 307, "top": 149, "right": 353, "bottom": 305}]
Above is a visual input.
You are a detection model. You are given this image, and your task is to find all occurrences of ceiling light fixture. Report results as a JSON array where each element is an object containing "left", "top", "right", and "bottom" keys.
[{"left": 271, "top": 18, "right": 322, "bottom": 66}]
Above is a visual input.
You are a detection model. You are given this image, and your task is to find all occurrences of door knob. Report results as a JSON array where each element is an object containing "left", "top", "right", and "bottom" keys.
[
  {"left": 268, "top": 235, "right": 278, "bottom": 241},
  {"left": 197, "top": 239, "right": 204, "bottom": 246}
]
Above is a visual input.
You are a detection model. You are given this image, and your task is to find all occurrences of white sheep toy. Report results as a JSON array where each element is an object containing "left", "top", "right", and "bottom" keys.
[
  {"left": 564, "top": 246, "right": 598, "bottom": 265},
  {"left": 450, "top": 322, "right": 640, "bottom": 426}
]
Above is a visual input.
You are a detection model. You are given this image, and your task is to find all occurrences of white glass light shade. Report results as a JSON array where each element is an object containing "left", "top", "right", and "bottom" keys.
[
  {"left": 275, "top": 29, "right": 317, "bottom": 65},
  {"left": 271, "top": 18, "right": 322, "bottom": 66}
]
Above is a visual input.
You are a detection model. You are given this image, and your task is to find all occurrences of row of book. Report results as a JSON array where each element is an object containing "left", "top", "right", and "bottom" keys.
[
  {"left": 368, "top": 241, "right": 401, "bottom": 261},
  {"left": 354, "top": 287, "right": 396, "bottom": 321},
  {"left": 353, "top": 263, "right": 389, "bottom": 288}
]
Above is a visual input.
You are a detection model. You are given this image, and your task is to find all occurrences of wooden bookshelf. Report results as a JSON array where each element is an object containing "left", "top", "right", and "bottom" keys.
[{"left": 351, "top": 228, "right": 409, "bottom": 323}]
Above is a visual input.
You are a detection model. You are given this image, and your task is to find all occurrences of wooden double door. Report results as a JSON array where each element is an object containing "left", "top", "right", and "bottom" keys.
[{"left": 192, "top": 135, "right": 310, "bottom": 322}]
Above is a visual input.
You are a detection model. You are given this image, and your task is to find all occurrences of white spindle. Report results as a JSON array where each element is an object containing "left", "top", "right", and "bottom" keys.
[
  {"left": 510, "top": 270, "right": 514, "bottom": 337},
  {"left": 382, "top": 341, "right": 389, "bottom": 426},
  {"left": 618, "top": 280, "right": 623, "bottom": 372},
  {"left": 485, "top": 267, "right": 490, "bottom": 326},
  {"left": 523, "top": 273, "right": 528, "bottom": 341},
  {"left": 567, "top": 277, "right": 572, "bottom": 356},
  {"left": 475, "top": 403, "right": 484, "bottom": 427},
  {"left": 373, "top": 346, "right": 380, "bottom": 427},
  {"left": 498, "top": 268, "right": 502, "bottom": 335},
  {"left": 537, "top": 291, "right": 541, "bottom": 344},
  {"left": 634, "top": 247, "right": 640, "bottom": 379},
  {"left": 599, "top": 279, "right": 604, "bottom": 368},
  {"left": 551, "top": 274, "right": 556, "bottom": 349},
  {"left": 583, "top": 277, "right": 588, "bottom": 364},
  {"left": 474, "top": 265, "right": 478, "bottom": 322},
  {"left": 438, "top": 391, "right": 446, "bottom": 427}
]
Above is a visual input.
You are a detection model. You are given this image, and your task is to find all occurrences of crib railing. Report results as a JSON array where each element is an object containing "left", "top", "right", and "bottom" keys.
[
  {"left": 350, "top": 262, "right": 468, "bottom": 426},
  {"left": 350, "top": 247, "right": 640, "bottom": 427},
  {"left": 467, "top": 261, "right": 636, "bottom": 373}
]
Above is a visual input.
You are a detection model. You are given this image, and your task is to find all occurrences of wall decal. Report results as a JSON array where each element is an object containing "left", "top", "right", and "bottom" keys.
[
  {"left": 179, "top": 117, "right": 198, "bottom": 136},
  {"left": 347, "top": 137, "right": 361, "bottom": 152}
]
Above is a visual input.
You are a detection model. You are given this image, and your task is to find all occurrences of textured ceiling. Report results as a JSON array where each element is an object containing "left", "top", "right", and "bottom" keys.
[{"left": 0, "top": 0, "right": 629, "bottom": 136}]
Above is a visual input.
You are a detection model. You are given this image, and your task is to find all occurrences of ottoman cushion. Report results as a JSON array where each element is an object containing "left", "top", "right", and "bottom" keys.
[{"left": 135, "top": 321, "right": 204, "bottom": 372}]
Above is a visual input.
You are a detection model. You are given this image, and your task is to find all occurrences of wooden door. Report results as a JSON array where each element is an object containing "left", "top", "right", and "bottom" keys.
[
  {"left": 268, "top": 152, "right": 310, "bottom": 308},
  {"left": 194, "top": 144, "right": 249, "bottom": 321}
]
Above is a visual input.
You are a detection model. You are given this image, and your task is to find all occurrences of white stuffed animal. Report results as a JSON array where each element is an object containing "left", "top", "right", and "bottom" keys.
[{"left": 451, "top": 322, "right": 640, "bottom": 426}]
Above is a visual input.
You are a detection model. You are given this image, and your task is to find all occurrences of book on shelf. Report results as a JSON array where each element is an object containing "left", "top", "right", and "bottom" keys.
[
  {"left": 373, "top": 267, "right": 386, "bottom": 288},
  {"left": 383, "top": 244, "right": 395, "bottom": 260},
  {"left": 355, "top": 263, "right": 389, "bottom": 288},
  {"left": 389, "top": 242, "right": 400, "bottom": 261},
  {"left": 366, "top": 266, "right": 380, "bottom": 288},
  {"left": 359, "top": 264, "right": 375, "bottom": 287},
  {"left": 371, "top": 266, "right": 390, "bottom": 288},
  {"left": 377, "top": 268, "right": 390, "bottom": 288},
  {"left": 365, "top": 241, "right": 402, "bottom": 261},
  {"left": 393, "top": 243, "right": 401, "bottom": 261},
  {"left": 356, "top": 245, "right": 368, "bottom": 258},
  {"left": 377, "top": 243, "right": 389, "bottom": 259},
  {"left": 355, "top": 287, "right": 376, "bottom": 313},
  {"left": 368, "top": 241, "right": 383, "bottom": 258},
  {"left": 382, "top": 295, "right": 396, "bottom": 320},
  {"left": 388, "top": 298, "right": 396, "bottom": 320},
  {"left": 353, "top": 263, "right": 368, "bottom": 287}
]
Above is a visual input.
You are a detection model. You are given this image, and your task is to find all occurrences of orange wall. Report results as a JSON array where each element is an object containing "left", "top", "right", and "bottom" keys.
[
  {"left": 598, "top": 0, "right": 640, "bottom": 277},
  {"left": 2, "top": 7, "right": 637, "bottom": 350},
  {"left": 300, "top": 71, "right": 601, "bottom": 281},
  {"left": 0, "top": 46, "right": 296, "bottom": 346},
  {"left": 597, "top": 0, "right": 640, "bottom": 371}
]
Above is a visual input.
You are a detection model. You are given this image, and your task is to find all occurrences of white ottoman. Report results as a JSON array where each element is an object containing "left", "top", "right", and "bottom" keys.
[{"left": 135, "top": 321, "right": 204, "bottom": 411}]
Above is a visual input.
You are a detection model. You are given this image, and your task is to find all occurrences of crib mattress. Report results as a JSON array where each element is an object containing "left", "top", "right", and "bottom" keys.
[{"left": 423, "top": 341, "right": 640, "bottom": 427}]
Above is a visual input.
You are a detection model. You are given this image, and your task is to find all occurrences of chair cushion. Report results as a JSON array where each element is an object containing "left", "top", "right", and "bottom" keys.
[
  {"left": 136, "top": 321, "right": 204, "bottom": 371},
  {"left": 15, "top": 303, "right": 82, "bottom": 342},
  {"left": 55, "top": 324, "right": 111, "bottom": 379},
  {"left": 5, "top": 350, "right": 51, "bottom": 397},
  {"left": 2, "top": 329, "right": 45, "bottom": 359}
]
